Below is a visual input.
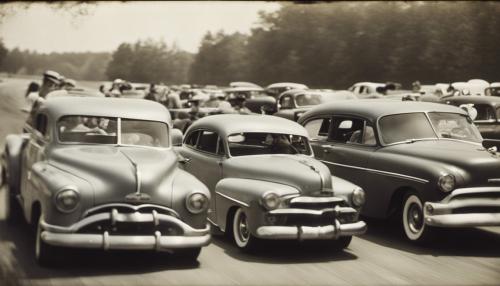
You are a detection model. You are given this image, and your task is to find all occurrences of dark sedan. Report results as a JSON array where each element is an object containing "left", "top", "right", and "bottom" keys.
[{"left": 298, "top": 100, "right": 500, "bottom": 243}]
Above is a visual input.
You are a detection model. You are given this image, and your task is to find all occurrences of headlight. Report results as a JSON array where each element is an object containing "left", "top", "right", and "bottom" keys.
[
  {"left": 55, "top": 188, "right": 80, "bottom": 213},
  {"left": 438, "top": 174, "right": 455, "bottom": 192},
  {"left": 186, "top": 192, "right": 209, "bottom": 214},
  {"left": 261, "top": 192, "right": 281, "bottom": 210},
  {"left": 351, "top": 187, "right": 365, "bottom": 207}
]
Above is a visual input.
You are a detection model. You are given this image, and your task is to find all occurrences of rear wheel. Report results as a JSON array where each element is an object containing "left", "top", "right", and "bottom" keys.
[
  {"left": 402, "top": 193, "right": 435, "bottom": 243},
  {"left": 232, "top": 208, "right": 259, "bottom": 251}
]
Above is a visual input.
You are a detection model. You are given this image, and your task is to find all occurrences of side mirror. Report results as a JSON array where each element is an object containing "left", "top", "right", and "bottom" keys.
[{"left": 171, "top": 128, "right": 183, "bottom": 146}]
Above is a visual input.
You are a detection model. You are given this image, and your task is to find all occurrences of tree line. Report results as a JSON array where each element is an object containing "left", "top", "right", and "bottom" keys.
[{"left": 1, "top": 2, "right": 499, "bottom": 88}]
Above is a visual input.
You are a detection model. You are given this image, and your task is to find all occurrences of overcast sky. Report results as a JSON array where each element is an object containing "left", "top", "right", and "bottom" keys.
[{"left": 0, "top": 1, "right": 280, "bottom": 54}]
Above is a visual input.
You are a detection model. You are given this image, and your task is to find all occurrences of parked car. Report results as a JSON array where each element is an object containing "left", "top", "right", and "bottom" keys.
[
  {"left": 274, "top": 90, "right": 357, "bottom": 121},
  {"left": 348, "top": 82, "right": 386, "bottom": 98},
  {"left": 265, "top": 82, "right": 308, "bottom": 99},
  {"left": 298, "top": 100, "right": 500, "bottom": 242},
  {"left": 442, "top": 96, "right": 500, "bottom": 139},
  {"left": 485, "top": 83, "right": 500, "bottom": 97},
  {"left": 1, "top": 97, "right": 211, "bottom": 266},
  {"left": 176, "top": 114, "right": 367, "bottom": 251}
]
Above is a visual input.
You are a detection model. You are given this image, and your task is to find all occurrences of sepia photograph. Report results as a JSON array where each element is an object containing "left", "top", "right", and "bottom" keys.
[{"left": 0, "top": 1, "right": 499, "bottom": 285}]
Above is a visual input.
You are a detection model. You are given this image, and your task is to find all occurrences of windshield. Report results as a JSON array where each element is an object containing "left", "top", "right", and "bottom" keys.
[
  {"left": 227, "top": 132, "right": 311, "bottom": 157},
  {"left": 296, "top": 94, "right": 324, "bottom": 106},
  {"left": 427, "top": 112, "right": 482, "bottom": 143},
  {"left": 379, "top": 112, "right": 482, "bottom": 145},
  {"left": 57, "top": 116, "right": 169, "bottom": 147}
]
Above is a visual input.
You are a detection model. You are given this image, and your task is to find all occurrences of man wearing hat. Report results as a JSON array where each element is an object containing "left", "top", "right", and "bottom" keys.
[{"left": 27, "top": 70, "right": 63, "bottom": 124}]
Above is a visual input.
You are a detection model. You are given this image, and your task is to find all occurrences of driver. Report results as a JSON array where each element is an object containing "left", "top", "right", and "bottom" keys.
[{"left": 265, "top": 134, "right": 298, "bottom": 154}]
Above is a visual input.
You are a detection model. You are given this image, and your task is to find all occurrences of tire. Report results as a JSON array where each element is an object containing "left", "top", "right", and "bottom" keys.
[
  {"left": 402, "top": 193, "right": 435, "bottom": 244},
  {"left": 173, "top": 247, "right": 201, "bottom": 262},
  {"left": 232, "top": 208, "right": 259, "bottom": 252},
  {"left": 333, "top": 235, "right": 352, "bottom": 250},
  {"left": 35, "top": 215, "right": 61, "bottom": 267},
  {"left": 4, "top": 166, "right": 23, "bottom": 225}
]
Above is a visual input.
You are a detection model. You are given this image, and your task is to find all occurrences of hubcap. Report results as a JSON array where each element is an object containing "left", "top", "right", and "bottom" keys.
[
  {"left": 238, "top": 213, "right": 249, "bottom": 242},
  {"left": 408, "top": 203, "right": 423, "bottom": 233}
]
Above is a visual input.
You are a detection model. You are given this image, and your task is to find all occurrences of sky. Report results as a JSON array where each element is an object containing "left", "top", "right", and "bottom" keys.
[{"left": 0, "top": 1, "right": 280, "bottom": 54}]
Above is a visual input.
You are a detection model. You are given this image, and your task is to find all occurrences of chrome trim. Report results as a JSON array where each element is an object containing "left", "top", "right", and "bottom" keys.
[
  {"left": 320, "top": 160, "right": 429, "bottom": 184},
  {"left": 269, "top": 206, "right": 356, "bottom": 216},
  {"left": 215, "top": 191, "right": 250, "bottom": 207},
  {"left": 256, "top": 220, "right": 366, "bottom": 240},
  {"left": 488, "top": 178, "right": 500, "bottom": 183},
  {"left": 290, "top": 196, "right": 344, "bottom": 204},
  {"left": 443, "top": 187, "right": 500, "bottom": 203},
  {"left": 82, "top": 203, "right": 180, "bottom": 219}
]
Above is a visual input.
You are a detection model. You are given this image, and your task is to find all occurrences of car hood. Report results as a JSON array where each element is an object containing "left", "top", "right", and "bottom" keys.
[
  {"left": 381, "top": 140, "right": 500, "bottom": 181},
  {"left": 49, "top": 145, "right": 178, "bottom": 207},
  {"left": 223, "top": 154, "right": 332, "bottom": 195}
]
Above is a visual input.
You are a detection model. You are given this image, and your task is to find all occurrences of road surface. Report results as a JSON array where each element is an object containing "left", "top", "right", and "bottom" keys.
[{"left": 0, "top": 78, "right": 499, "bottom": 286}]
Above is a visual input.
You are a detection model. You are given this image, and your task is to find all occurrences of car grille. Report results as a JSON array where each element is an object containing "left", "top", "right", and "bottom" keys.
[{"left": 78, "top": 204, "right": 183, "bottom": 236}]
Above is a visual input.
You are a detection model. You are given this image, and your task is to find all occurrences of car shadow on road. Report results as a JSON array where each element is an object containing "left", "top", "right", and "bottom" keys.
[
  {"left": 211, "top": 234, "right": 358, "bottom": 264},
  {"left": 0, "top": 219, "right": 200, "bottom": 280},
  {"left": 359, "top": 217, "right": 500, "bottom": 257}
]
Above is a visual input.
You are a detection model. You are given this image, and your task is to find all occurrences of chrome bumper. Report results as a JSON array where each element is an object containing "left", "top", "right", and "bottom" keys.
[
  {"left": 40, "top": 209, "right": 211, "bottom": 250},
  {"left": 256, "top": 220, "right": 367, "bottom": 240},
  {"left": 424, "top": 187, "right": 500, "bottom": 227}
]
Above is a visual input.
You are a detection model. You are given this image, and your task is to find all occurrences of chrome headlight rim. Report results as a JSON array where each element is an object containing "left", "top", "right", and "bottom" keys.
[
  {"left": 351, "top": 187, "right": 366, "bottom": 208},
  {"left": 54, "top": 187, "right": 80, "bottom": 213},
  {"left": 185, "top": 191, "right": 209, "bottom": 214},
  {"left": 261, "top": 192, "right": 282, "bottom": 211},
  {"left": 438, "top": 174, "right": 455, "bottom": 192}
]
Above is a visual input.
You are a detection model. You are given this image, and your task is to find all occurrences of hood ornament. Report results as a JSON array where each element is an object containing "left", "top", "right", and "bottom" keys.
[{"left": 120, "top": 150, "right": 148, "bottom": 202}]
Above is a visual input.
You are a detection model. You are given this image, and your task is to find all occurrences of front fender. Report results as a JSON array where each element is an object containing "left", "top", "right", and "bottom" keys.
[
  {"left": 215, "top": 178, "right": 299, "bottom": 233},
  {"left": 331, "top": 176, "right": 361, "bottom": 208}
]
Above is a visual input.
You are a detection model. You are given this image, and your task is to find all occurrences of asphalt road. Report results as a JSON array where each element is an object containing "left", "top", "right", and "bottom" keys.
[{"left": 0, "top": 78, "right": 499, "bottom": 286}]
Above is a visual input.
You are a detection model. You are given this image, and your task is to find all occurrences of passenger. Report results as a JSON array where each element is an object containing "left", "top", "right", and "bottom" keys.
[
  {"left": 144, "top": 83, "right": 158, "bottom": 101},
  {"left": 266, "top": 134, "right": 298, "bottom": 154}
]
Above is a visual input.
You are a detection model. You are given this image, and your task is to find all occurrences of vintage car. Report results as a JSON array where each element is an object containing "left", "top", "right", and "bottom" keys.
[
  {"left": 298, "top": 100, "right": 500, "bottom": 242},
  {"left": 265, "top": 82, "right": 308, "bottom": 99},
  {"left": 176, "top": 114, "right": 367, "bottom": 251},
  {"left": 442, "top": 96, "right": 500, "bottom": 139},
  {"left": 485, "top": 83, "right": 500, "bottom": 97},
  {"left": 1, "top": 97, "right": 211, "bottom": 266},
  {"left": 274, "top": 90, "right": 357, "bottom": 121}
]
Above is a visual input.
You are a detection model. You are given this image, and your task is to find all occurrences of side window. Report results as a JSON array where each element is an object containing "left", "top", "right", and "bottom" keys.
[
  {"left": 35, "top": 113, "right": 48, "bottom": 136},
  {"left": 184, "top": 130, "right": 200, "bottom": 147},
  {"left": 196, "top": 130, "right": 218, "bottom": 154},
  {"left": 330, "top": 117, "right": 366, "bottom": 144},
  {"left": 304, "top": 118, "right": 331, "bottom": 140},
  {"left": 280, "top": 96, "right": 294, "bottom": 109},
  {"left": 474, "top": 104, "right": 495, "bottom": 121}
]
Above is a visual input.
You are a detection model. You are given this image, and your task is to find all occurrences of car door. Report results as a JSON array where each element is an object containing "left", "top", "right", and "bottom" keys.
[
  {"left": 21, "top": 112, "right": 49, "bottom": 211},
  {"left": 302, "top": 116, "right": 332, "bottom": 160},
  {"left": 180, "top": 129, "right": 224, "bottom": 221},
  {"left": 473, "top": 104, "right": 498, "bottom": 139}
]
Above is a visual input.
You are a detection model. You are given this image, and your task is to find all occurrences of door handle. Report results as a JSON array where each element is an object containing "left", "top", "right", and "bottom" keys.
[
  {"left": 179, "top": 157, "right": 191, "bottom": 164},
  {"left": 321, "top": 145, "right": 333, "bottom": 153}
]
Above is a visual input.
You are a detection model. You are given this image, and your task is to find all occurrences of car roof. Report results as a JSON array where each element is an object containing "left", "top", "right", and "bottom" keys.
[
  {"left": 39, "top": 96, "right": 171, "bottom": 123},
  {"left": 266, "top": 82, "right": 308, "bottom": 89},
  {"left": 443, "top": 96, "right": 500, "bottom": 106},
  {"left": 187, "top": 114, "right": 309, "bottom": 138},
  {"left": 301, "top": 99, "right": 467, "bottom": 120}
]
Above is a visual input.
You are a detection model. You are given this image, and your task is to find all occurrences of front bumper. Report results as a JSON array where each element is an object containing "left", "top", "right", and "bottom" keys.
[
  {"left": 424, "top": 187, "right": 500, "bottom": 227},
  {"left": 255, "top": 199, "right": 367, "bottom": 240},
  {"left": 40, "top": 205, "right": 211, "bottom": 250}
]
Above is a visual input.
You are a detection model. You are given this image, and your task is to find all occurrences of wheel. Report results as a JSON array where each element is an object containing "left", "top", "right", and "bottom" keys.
[
  {"left": 232, "top": 208, "right": 259, "bottom": 251},
  {"left": 173, "top": 247, "right": 201, "bottom": 262},
  {"left": 4, "top": 166, "right": 23, "bottom": 225},
  {"left": 332, "top": 235, "right": 352, "bottom": 250},
  {"left": 35, "top": 215, "right": 60, "bottom": 267},
  {"left": 402, "top": 193, "right": 435, "bottom": 243}
]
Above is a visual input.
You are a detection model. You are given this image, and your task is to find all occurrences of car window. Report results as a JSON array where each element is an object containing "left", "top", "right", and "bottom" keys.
[
  {"left": 228, "top": 132, "right": 311, "bottom": 156},
  {"left": 379, "top": 113, "right": 437, "bottom": 144},
  {"left": 196, "top": 130, "right": 218, "bottom": 154},
  {"left": 184, "top": 130, "right": 200, "bottom": 147},
  {"left": 35, "top": 113, "right": 48, "bottom": 136},
  {"left": 473, "top": 104, "right": 496, "bottom": 121},
  {"left": 280, "top": 95, "right": 294, "bottom": 109},
  {"left": 58, "top": 116, "right": 118, "bottom": 144},
  {"left": 296, "top": 94, "right": 323, "bottom": 106},
  {"left": 304, "top": 118, "right": 331, "bottom": 140},
  {"left": 428, "top": 112, "right": 482, "bottom": 143},
  {"left": 329, "top": 117, "right": 365, "bottom": 143},
  {"left": 121, "top": 119, "right": 169, "bottom": 147}
]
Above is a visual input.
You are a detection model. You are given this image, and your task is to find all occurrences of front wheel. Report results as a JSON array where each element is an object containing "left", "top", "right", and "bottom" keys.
[
  {"left": 402, "top": 193, "right": 435, "bottom": 243},
  {"left": 232, "top": 208, "right": 259, "bottom": 251}
]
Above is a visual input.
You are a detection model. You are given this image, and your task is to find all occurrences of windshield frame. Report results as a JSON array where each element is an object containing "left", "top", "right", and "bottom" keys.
[
  {"left": 55, "top": 115, "right": 171, "bottom": 149},
  {"left": 376, "top": 111, "right": 481, "bottom": 147},
  {"left": 225, "top": 132, "right": 314, "bottom": 158}
]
